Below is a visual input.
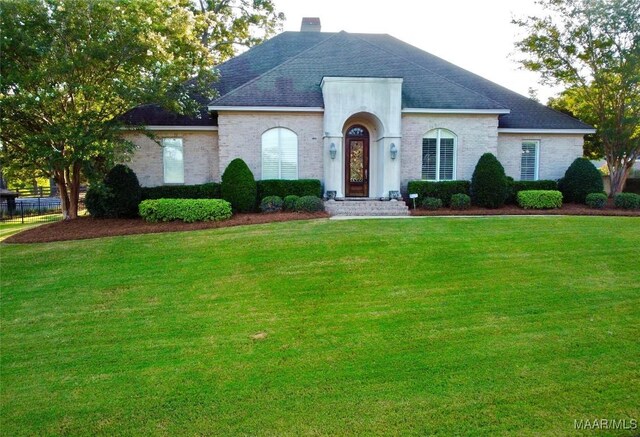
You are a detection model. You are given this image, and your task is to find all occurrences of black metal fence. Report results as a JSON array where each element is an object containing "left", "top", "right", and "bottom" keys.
[{"left": 0, "top": 187, "right": 86, "bottom": 224}]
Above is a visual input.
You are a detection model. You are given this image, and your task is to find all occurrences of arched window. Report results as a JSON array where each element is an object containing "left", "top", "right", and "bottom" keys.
[
  {"left": 422, "top": 129, "right": 457, "bottom": 180},
  {"left": 262, "top": 128, "right": 298, "bottom": 180}
]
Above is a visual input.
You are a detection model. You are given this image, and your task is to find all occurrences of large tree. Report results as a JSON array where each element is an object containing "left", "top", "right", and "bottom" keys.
[
  {"left": 513, "top": 0, "right": 639, "bottom": 195},
  {"left": 0, "top": 0, "right": 282, "bottom": 219}
]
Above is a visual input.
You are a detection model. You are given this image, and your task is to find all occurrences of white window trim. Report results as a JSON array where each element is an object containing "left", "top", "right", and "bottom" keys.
[
  {"left": 162, "top": 137, "right": 185, "bottom": 185},
  {"left": 261, "top": 128, "right": 299, "bottom": 180},
  {"left": 423, "top": 129, "right": 457, "bottom": 181},
  {"left": 521, "top": 140, "right": 540, "bottom": 181}
]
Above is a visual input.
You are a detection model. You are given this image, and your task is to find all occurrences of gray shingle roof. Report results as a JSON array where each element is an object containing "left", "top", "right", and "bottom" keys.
[{"left": 125, "top": 30, "right": 593, "bottom": 130}]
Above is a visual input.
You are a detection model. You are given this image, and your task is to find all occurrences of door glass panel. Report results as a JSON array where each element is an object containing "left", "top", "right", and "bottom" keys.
[{"left": 350, "top": 141, "right": 364, "bottom": 183}]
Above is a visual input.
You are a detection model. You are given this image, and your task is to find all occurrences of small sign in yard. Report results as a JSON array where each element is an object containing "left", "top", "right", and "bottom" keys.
[{"left": 409, "top": 193, "right": 418, "bottom": 209}]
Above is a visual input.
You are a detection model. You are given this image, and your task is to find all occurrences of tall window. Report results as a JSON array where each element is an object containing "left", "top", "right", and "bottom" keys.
[
  {"left": 262, "top": 128, "right": 298, "bottom": 179},
  {"left": 163, "top": 138, "right": 184, "bottom": 184},
  {"left": 422, "top": 129, "right": 456, "bottom": 180},
  {"left": 521, "top": 140, "right": 539, "bottom": 181}
]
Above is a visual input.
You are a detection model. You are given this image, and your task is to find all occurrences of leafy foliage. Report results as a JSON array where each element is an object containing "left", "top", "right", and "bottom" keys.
[
  {"left": 470, "top": 153, "right": 508, "bottom": 208},
  {"left": 506, "top": 179, "right": 558, "bottom": 204},
  {"left": 558, "top": 158, "right": 604, "bottom": 203},
  {"left": 406, "top": 180, "right": 470, "bottom": 207},
  {"left": 294, "top": 196, "right": 324, "bottom": 213},
  {"left": 513, "top": 0, "right": 640, "bottom": 195},
  {"left": 283, "top": 195, "right": 300, "bottom": 212},
  {"left": 585, "top": 193, "right": 608, "bottom": 209},
  {"left": 85, "top": 165, "right": 141, "bottom": 218},
  {"left": 221, "top": 159, "right": 257, "bottom": 212},
  {"left": 517, "top": 190, "right": 563, "bottom": 209},
  {"left": 138, "top": 199, "right": 232, "bottom": 222},
  {"left": 256, "top": 179, "right": 323, "bottom": 202},
  {"left": 259, "top": 196, "right": 284, "bottom": 213},
  {"left": 141, "top": 183, "right": 221, "bottom": 200},
  {"left": 0, "top": 0, "right": 282, "bottom": 218},
  {"left": 421, "top": 197, "right": 443, "bottom": 210},
  {"left": 450, "top": 193, "right": 471, "bottom": 210},
  {"left": 614, "top": 193, "right": 640, "bottom": 209},
  {"left": 624, "top": 178, "right": 640, "bottom": 194}
]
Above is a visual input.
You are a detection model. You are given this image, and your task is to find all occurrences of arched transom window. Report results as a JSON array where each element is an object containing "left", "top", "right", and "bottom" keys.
[
  {"left": 262, "top": 128, "right": 298, "bottom": 180},
  {"left": 422, "top": 129, "right": 457, "bottom": 180}
]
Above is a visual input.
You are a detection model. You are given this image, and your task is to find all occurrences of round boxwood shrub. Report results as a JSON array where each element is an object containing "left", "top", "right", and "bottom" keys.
[
  {"left": 102, "top": 164, "right": 142, "bottom": 218},
  {"left": 450, "top": 193, "right": 471, "bottom": 210},
  {"left": 294, "top": 196, "right": 324, "bottom": 212},
  {"left": 259, "top": 196, "right": 284, "bottom": 213},
  {"left": 85, "top": 182, "right": 113, "bottom": 218},
  {"left": 283, "top": 195, "right": 299, "bottom": 211},
  {"left": 614, "top": 192, "right": 640, "bottom": 209},
  {"left": 221, "top": 158, "right": 257, "bottom": 213},
  {"left": 422, "top": 196, "right": 443, "bottom": 210},
  {"left": 516, "top": 190, "right": 563, "bottom": 209},
  {"left": 585, "top": 192, "right": 608, "bottom": 209},
  {"left": 470, "top": 153, "right": 508, "bottom": 208},
  {"left": 558, "top": 158, "right": 604, "bottom": 203}
]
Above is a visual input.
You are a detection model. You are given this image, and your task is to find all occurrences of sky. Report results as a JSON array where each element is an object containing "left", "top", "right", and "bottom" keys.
[{"left": 272, "top": 0, "right": 561, "bottom": 103}]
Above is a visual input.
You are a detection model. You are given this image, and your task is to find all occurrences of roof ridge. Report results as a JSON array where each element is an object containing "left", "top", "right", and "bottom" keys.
[
  {"left": 351, "top": 33, "right": 508, "bottom": 110},
  {"left": 209, "top": 32, "right": 345, "bottom": 106}
]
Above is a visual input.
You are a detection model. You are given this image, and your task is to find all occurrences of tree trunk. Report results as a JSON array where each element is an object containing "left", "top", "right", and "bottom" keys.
[
  {"left": 55, "top": 166, "right": 80, "bottom": 219},
  {"left": 608, "top": 160, "right": 632, "bottom": 196}
]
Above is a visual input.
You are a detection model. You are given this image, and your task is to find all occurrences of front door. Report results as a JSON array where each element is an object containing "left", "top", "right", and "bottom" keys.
[{"left": 345, "top": 125, "right": 369, "bottom": 197}]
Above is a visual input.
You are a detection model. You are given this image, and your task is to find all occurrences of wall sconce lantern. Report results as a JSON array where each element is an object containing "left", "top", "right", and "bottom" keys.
[
  {"left": 390, "top": 143, "right": 398, "bottom": 160},
  {"left": 329, "top": 143, "right": 337, "bottom": 160}
]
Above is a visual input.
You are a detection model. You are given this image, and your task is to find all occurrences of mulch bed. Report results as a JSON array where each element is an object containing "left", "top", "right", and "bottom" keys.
[
  {"left": 4, "top": 212, "right": 329, "bottom": 244},
  {"left": 410, "top": 201, "right": 640, "bottom": 217}
]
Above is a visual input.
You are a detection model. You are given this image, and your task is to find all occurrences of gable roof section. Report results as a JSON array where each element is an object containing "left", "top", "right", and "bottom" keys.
[{"left": 210, "top": 32, "right": 507, "bottom": 111}]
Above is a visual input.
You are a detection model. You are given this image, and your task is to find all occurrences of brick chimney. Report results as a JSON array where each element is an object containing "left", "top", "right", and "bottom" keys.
[{"left": 300, "top": 17, "right": 321, "bottom": 32}]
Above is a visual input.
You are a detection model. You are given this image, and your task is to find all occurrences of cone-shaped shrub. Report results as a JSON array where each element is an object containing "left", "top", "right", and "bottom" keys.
[
  {"left": 470, "top": 153, "right": 508, "bottom": 208},
  {"left": 221, "top": 158, "right": 257, "bottom": 212},
  {"left": 558, "top": 158, "right": 604, "bottom": 203},
  {"left": 103, "top": 164, "right": 142, "bottom": 218}
]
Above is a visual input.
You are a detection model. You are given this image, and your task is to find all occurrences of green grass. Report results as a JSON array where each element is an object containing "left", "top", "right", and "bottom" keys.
[
  {"left": 1, "top": 217, "right": 638, "bottom": 436},
  {"left": 0, "top": 220, "right": 57, "bottom": 241}
]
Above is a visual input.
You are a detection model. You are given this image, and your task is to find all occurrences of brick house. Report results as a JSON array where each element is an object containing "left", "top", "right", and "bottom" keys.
[{"left": 122, "top": 18, "right": 594, "bottom": 200}]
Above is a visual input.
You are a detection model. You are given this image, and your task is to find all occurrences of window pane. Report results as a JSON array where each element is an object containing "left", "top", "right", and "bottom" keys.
[
  {"left": 439, "top": 138, "right": 454, "bottom": 180},
  {"left": 521, "top": 142, "right": 537, "bottom": 181},
  {"left": 422, "top": 138, "right": 437, "bottom": 180},
  {"left": 262, "top": 128, "right": 298, "bottom": 180},
  {"left": 262, "top": 130, "right": 279, "bottom": 179},
  {"left": 280, "top": 129, "right": 298, "bottom": 180},
  {"left": 163, "top": 138, "right": 184, "bottom": 184}
]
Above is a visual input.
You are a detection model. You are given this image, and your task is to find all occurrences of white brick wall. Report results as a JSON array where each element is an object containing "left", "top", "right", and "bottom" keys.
[
  {"left": 122, "top": 131, "right": 219, "bottom": 187},
  {"left": 497, "top": 134, "right": 584, "bottom": 181},
  {"left": 217, "top": 112, "right": 324, "bottom": 180},
  {"left": 400, "top": 114, "right": 499, "bottom": 187}
]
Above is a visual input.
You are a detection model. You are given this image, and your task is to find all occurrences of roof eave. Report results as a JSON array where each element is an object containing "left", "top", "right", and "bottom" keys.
[{"left": 498, "top": 128, "right": 596, "bottom": 134}]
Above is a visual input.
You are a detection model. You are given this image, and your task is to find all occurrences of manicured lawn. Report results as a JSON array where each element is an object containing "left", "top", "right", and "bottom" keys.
[
  {"left": 1, "top": 217, "right": 638, "bottom": 435},
  {"left": 0, "top": 220, "right": 56, "bottom": 242}
]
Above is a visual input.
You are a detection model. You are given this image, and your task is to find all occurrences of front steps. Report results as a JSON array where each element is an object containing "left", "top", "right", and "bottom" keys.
[{"left": 324, "top": 199, "right": 410, "bottom": 217}]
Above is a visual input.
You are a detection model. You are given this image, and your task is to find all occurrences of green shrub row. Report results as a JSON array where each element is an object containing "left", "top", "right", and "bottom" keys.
[
  {"left": 585, "top": 192, "right": 608, "bottom": 209},
  {"left": 138, "top": 199, "right": 232, "bottom": 223},
  {"left": 141, "top": 182, "right": 221, "bottom": 200},
  {"left": 406, "top": 180, "right": 470, "bottom": 206},
  {"left": 506, "top": 179, "right": 557, "bottom": 204},
  {"left": 257, "top": 179, "right": 323, "bottom": 201},
  {"left": 624, "top": 178, "right": 640, "bottom": 194},
  {"left": 614, "top": 192, "right": 640, "bottom": 209},
  {"left": 517, "top": 190, "right": 563, "bottom": 209},
  {"left": 258, "top": 195, "right": 324, "bottom": 213}
]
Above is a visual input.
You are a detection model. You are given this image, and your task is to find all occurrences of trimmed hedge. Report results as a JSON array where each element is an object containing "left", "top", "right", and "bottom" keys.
[
  {"left": 141, "top": 183, "right": 221, "bottom": 200},
  {"left": 517, "top": 190, "right": 563, "bottom": 209},
  {"left": 471, "top": 153, "right": 508, "bottom": 208},
  {"left": 558, "top": 158, "right": 604, "bottom": 203},
  {"left": 506, "top": 179, "right": 558, "bottom": 204},
  {"left": 138, "top": 199, "right": 232, "bottom": 223},
  {"left": 450, "top": 193, "right": 471, "bottom": 210},
  {"left": 86, "top": 164, "right": 141, "bottom": 218},
  {"left": 259, "top": 196, "right": 284, "bottom": 213},
  {"left": 614, "top": 192, "right": 640, "bottom": 209},
  {"left": 585, "top": 192, "right": 608, "bottom": 209},
  {"left": 221, "top": 158, "right": 257, "bottom": 213},
  {"left": 256, "top": 179, "right": 323, "bottom": 201},
  {"left": 294, "top": 196, "right": 325, "bottom": 212},
  {"left": 624, "top": 178, "right": 640, "bottom": 194},
  {"left": 406, "top": 180, "right": 470, "bottom": 207},
  {"left": 283, "top": 195, "right": 299, "bottom": 211},
  {"left": 422, "top": 197, "right": 443, "bottom": 210}
]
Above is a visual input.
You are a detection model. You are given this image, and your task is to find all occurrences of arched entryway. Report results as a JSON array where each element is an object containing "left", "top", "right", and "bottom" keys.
[{"left": 344, "top": 124, "right": 370, "bottom": 197}]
